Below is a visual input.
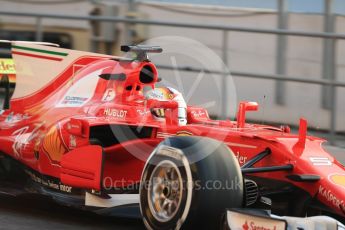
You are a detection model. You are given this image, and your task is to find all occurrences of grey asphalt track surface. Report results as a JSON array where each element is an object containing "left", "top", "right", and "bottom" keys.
[
  {"left": 0, "top": 146, "right": 343, "bottom": 229},
  {"left": 0, "top": 195, "right": 145, "bottom": 230}
]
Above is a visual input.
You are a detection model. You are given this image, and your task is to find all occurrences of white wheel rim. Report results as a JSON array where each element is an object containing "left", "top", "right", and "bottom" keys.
[{"left": 147, "top": 160, "right": 183, "bottom": 222}]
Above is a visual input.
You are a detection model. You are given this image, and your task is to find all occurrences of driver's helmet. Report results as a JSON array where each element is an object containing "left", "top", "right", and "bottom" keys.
[{"left": 145, "top": 87, "right": 187, "bottom": 126}]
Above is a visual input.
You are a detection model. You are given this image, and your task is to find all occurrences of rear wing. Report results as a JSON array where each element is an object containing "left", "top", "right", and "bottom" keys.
[{"left": 0, "top": 40, "right": 59, "bottom": 47}]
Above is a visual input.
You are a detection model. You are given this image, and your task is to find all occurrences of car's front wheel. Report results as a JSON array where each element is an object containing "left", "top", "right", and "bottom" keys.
[{"left": 140, "top": 136, "right": 244, "bottom": 229}]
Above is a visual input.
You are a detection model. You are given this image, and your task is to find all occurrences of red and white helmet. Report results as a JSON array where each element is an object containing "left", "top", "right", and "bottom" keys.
[{"left": 145, "top": 86, "right": 187, "bottom": 126}]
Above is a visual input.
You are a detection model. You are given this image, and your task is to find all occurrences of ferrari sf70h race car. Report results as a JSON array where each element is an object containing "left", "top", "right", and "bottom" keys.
[{"left": 0, "top": 41, "right": 344, "bottom": 230}]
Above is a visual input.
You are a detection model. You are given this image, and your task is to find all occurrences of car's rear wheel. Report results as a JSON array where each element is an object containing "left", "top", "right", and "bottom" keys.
[{"left": 140, "top": 136, "right": 244, "bottom": 229}]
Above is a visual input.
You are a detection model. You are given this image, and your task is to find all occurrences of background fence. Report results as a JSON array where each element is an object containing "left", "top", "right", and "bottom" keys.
[{"left": 0, "top": 1, "right": 344, "bottom": 145}]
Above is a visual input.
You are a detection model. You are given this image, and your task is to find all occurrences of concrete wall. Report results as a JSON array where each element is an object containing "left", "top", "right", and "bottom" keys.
[
  {"left": 0, "top": 1, "right": 92, "bottom": 29},
  {"left": 138, "top": 3, "right": 345, "bottom": 131}
]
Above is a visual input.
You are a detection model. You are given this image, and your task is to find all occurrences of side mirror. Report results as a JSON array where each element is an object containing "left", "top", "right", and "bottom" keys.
[{"left": 236, "top": 101, "right": 259, "bottom": 128}]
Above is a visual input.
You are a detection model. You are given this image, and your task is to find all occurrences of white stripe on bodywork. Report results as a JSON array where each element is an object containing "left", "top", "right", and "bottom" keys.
[
  {"left": 156, "top": 132, "right": 174, "bottom": 138},
  {"left": 225, "top": 142, "right": 257, "bottom": 149},
  {"left": 85, "top": 192, "right": 139, "bottom": 208}
]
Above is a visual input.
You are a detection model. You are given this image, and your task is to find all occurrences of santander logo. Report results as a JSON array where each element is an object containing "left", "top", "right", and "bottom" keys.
[{"left": 242, "top": 220, "right": 278, "bottom": 230}]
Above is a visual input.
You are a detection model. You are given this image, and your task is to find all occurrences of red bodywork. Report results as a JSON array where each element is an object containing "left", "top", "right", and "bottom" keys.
[{"left": 0, "top": 44, "right": 344, "bottom": 219}]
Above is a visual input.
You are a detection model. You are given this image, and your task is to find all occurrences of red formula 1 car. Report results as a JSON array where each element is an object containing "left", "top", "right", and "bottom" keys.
[{"left": 0, "top": 41, "right": 344, "bottom": 229}]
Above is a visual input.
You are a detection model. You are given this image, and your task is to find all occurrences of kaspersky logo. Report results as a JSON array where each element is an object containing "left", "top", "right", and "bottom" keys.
[
  {"left": 242, "top": 220, "right": 279, "bottom": 230},
  {"left": 0, "top": 59, "right": 16, "bottom": 74}
]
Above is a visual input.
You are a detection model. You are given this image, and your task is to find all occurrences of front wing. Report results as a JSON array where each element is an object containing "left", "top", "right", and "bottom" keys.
[{"left": 224, "top": 209, "right": 345, "bottom": 230}]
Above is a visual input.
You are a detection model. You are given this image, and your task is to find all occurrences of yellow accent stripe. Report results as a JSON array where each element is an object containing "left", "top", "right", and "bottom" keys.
[{"left": 0, "top": 59, "right": 16, "bottom": 74}]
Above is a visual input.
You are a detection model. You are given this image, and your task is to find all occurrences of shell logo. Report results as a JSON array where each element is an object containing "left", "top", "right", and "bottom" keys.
[{"left": 329, "top": 174, "right": 345, "bottom": 189}]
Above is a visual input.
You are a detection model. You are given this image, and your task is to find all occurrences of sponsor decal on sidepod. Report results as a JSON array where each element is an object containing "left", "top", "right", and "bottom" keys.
[{"left": 104, "top": 108, "right": 128, "bottom": 119}]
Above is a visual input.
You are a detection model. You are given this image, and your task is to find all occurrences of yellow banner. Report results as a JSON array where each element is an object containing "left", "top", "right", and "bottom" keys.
[{"left": 0, "top": 59, "right": 16, "bottom": 74}]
